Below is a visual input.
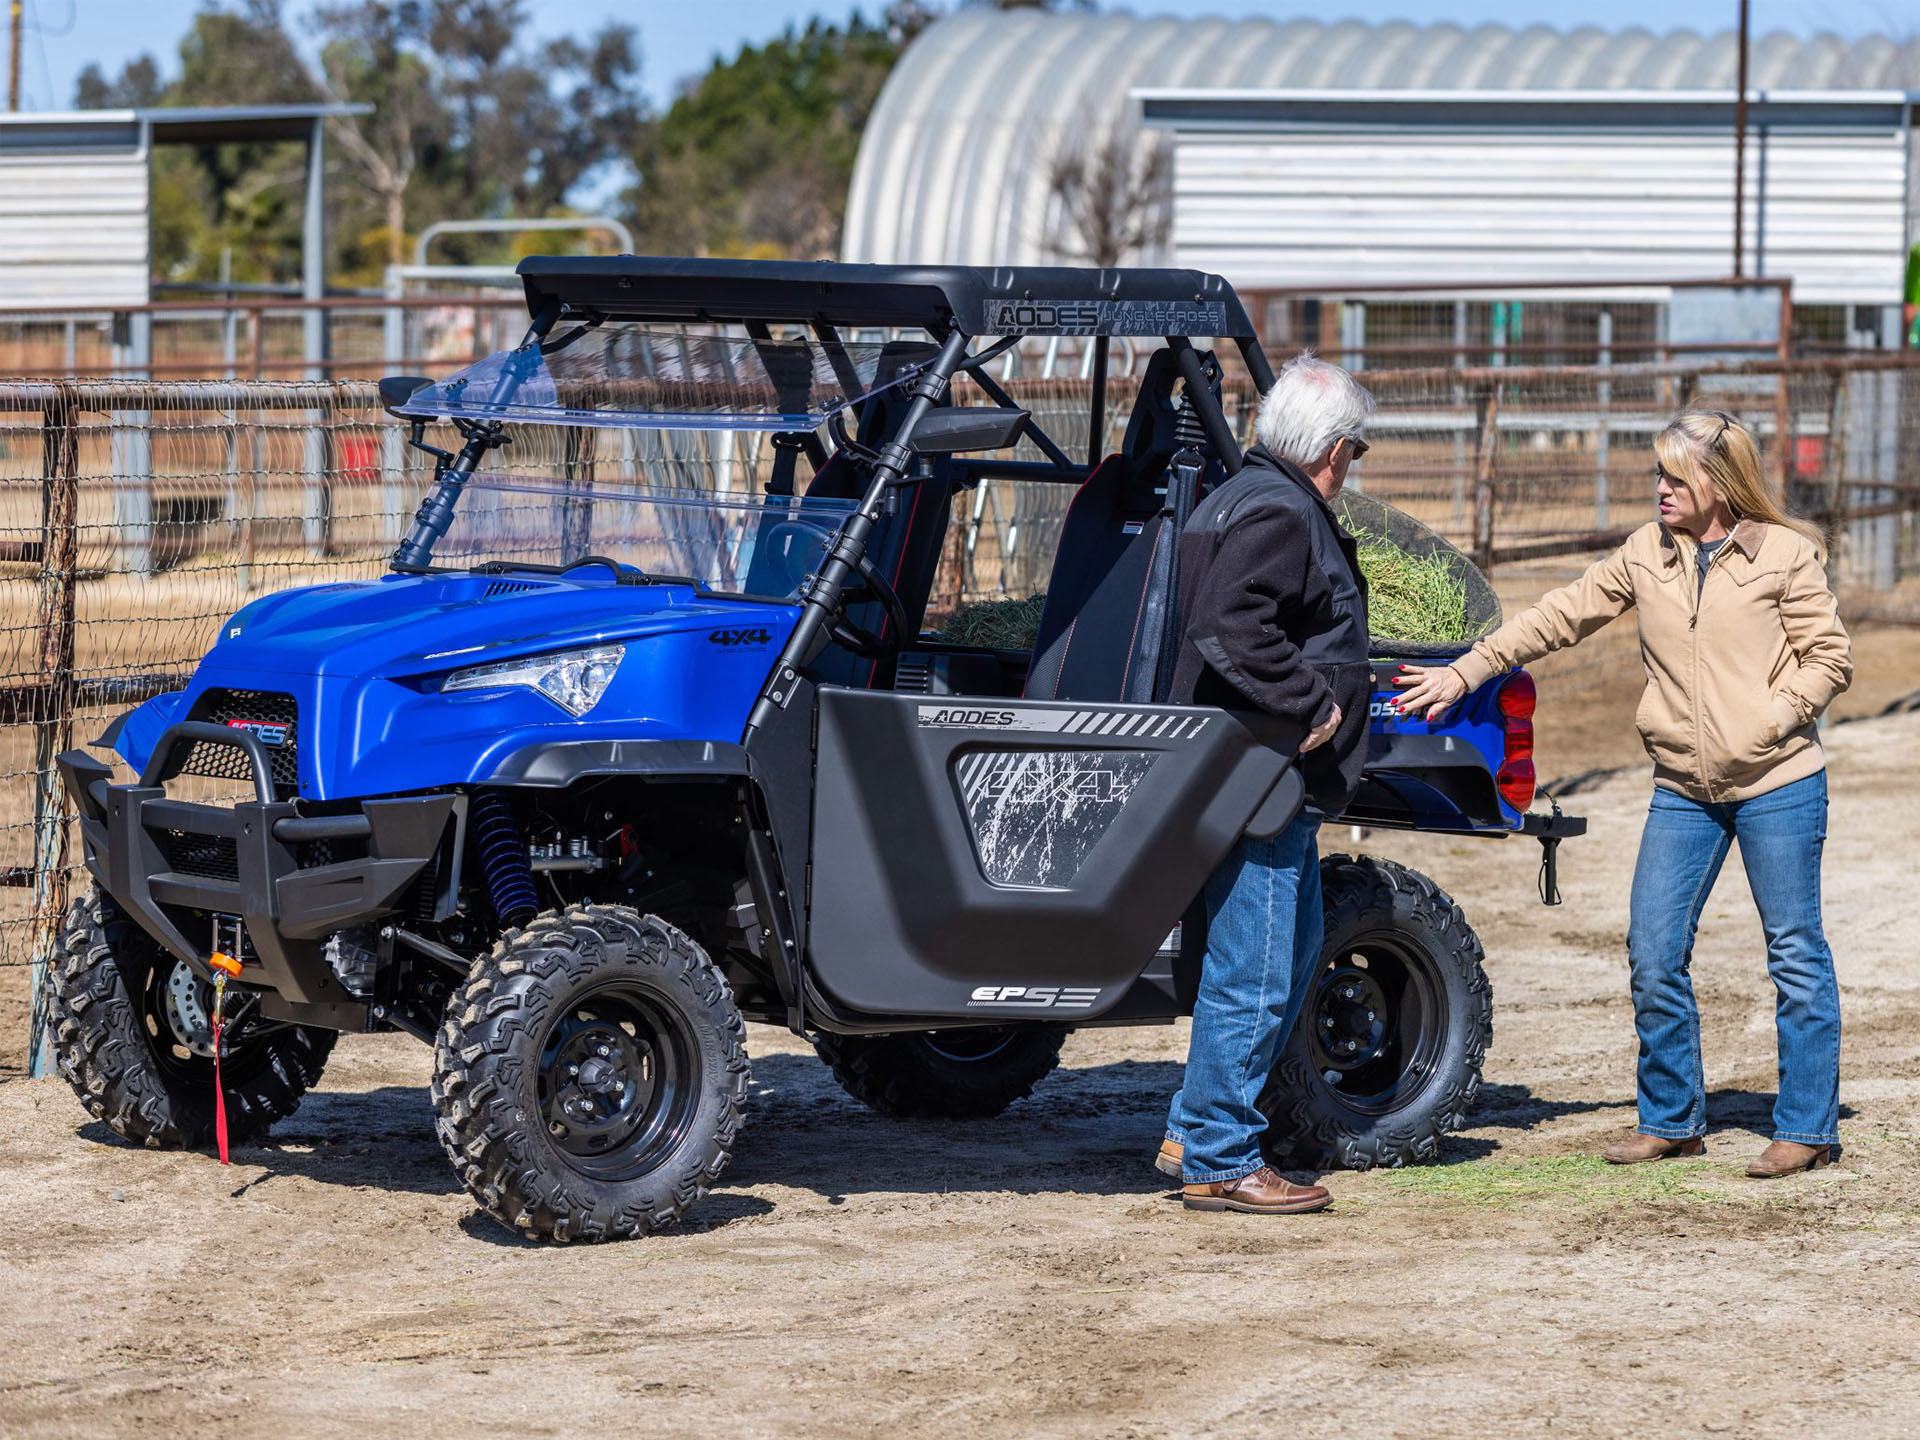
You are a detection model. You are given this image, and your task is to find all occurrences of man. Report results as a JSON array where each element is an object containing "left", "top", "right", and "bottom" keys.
[{"left": 1158, "top": 352, "right": 1375, "bottom": 1216}]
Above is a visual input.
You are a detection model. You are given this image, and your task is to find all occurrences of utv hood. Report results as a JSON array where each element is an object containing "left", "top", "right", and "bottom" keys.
[{"left": 115, "top": 571, "right": 798, "bottom": 801}]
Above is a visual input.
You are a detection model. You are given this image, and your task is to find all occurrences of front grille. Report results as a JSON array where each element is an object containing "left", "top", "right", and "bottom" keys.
[
  {"left": 180, "top": 688, "right": 299, "bottom": 794},
  {"left": 294, "top": 835, "right": 368, "bottom": 869},
  {"left": 153, "top": 827, "right": 240, "bottom": 882}
]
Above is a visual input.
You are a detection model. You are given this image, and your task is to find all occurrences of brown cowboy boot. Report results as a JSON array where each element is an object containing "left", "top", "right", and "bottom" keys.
[
  {"left": 1602, "top": 1133, "right": 1706, "bottom": 1165},
  {"left": 1155, "top": 1138, "right": 1183, "bottom": 1179},
  {"left": 1183, "top": 1166, "right": 1331, "bottom": 1215},
  {"left": 1746, "top": 1141, "right": 1835, "bottom": 1178}
]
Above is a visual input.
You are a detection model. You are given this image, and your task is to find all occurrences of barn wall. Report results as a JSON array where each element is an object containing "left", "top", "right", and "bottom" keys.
[
  {"left": 0, "top": 116, "right": 150, "bottom": 311},
  {"left": 1151, "top": 96, "right": 1911, "bottom": 306}
]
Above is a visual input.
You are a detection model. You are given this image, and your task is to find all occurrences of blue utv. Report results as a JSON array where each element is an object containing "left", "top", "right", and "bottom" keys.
[{"left": 50, "top": 258, "right": 1582, "bottom": 1241}]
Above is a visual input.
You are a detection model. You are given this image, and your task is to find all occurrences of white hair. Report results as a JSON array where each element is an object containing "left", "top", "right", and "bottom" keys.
[{"left": 1254, "top": 351, "right": 1376, "bottom": 467}]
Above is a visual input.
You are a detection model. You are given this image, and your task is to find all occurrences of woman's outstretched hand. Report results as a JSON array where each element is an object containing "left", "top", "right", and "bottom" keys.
[{"left": 1391, "top": 664, "right": 1469, "bottom": 720}]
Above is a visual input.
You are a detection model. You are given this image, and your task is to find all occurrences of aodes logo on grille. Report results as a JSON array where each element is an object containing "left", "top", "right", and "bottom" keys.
[{"left": 226, "top": 718, "right": 289, "bottom": 747}]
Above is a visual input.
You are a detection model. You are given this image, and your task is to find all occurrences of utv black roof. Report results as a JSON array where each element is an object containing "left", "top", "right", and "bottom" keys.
[{"left": 516, "top": 255, "right": 1257, "bottom": 340}]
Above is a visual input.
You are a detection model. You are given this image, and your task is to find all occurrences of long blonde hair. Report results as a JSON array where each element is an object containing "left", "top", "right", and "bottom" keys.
[{"left": 1653, "top": 410, "right": 1823, "bottom": 552}]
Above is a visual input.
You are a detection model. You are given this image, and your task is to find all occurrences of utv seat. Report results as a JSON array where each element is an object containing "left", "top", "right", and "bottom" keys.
[
  {"left": 1024, "top": 348, "right": 1224, "bottom": 705},
  {"left": 1023, "top": 454, "right": 1173, "bottom": 704}
]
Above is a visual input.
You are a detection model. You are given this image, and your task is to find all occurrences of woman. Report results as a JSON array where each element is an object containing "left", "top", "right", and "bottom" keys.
[{"left": 1395, "top": 411, "right": 1852, "bottom": 1176}]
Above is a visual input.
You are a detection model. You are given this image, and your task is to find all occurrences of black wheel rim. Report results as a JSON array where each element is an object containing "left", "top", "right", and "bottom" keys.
[
  {"left": 922, "top": 1029, "right": 1017, "bottom": 1064},
  {"left": 537, "top": 983, "right": 701, "bottom": 1181},
  {"left": 1306, "top": 937, "right": 1444, "bottom": 1117}
]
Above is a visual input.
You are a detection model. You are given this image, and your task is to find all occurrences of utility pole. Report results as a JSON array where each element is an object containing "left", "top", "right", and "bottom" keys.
[
  {"left": 1732, "top": 0, "right": 1750, "bottom": 276},
  {"left": 7, "top": 0, "right": 24, "bottom": 112}
]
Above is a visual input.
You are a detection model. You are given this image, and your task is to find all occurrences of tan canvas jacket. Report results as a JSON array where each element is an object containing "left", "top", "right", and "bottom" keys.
[{"left": 1450, "top": 519, "right": 1852, "bottom": 803}]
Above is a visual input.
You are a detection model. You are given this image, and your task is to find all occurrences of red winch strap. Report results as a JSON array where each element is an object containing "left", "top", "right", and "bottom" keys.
[{"left": 212, "top": 1015, "right": 230, "bottom": 1165}]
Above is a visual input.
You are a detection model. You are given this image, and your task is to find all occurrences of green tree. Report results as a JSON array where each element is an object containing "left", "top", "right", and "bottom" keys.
[
  {"left": 627, "top": 15, "right": 900, "bottom": 259},
  {"left": 75, "top": 0, "right": 643, "bottom": 286}
]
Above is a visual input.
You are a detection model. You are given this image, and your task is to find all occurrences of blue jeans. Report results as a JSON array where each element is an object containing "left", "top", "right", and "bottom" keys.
[
  {"left": 1165, "top": 814, "right": 1324, "bottom": 1183},
  {"left": 1628, "top": 771, "right": 1840, "bottom": 1147}
]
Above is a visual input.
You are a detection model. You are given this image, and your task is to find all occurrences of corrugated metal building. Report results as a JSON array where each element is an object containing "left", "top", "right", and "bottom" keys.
[
  {"left": 1141, "top": 89, "right": 1913, "bottom": 305},
  {"left": 0, "top": 105, "right": 363, "bottom": 316},
  {"left": 0, "top": 114, "right": 151, "bottom": 309},
  {"left": 843, "top": 11, "right": 1919, "bottom": 343}
]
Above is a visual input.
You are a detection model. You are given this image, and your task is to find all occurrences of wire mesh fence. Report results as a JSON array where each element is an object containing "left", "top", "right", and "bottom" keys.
[{"left": 3, "top": 356, "right": 1917, "bottom": 1060}]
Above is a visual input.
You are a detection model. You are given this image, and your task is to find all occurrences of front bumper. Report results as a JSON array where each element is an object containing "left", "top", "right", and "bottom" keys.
[{"left": 60, "top": 721, "right": 462, "bottom": 1014}]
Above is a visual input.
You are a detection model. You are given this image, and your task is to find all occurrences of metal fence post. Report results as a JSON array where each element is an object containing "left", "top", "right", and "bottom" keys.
[
  {"left": 27, "top": 384, "right": 81, "bottom": 1079},
  {"left": 1595, "top": 308, "right": 1612, "bottom": 529},
  {"left": 1473, "top": 383, "right": 1500, "bottom": 572},
  {"left": 110, "top": 310, "right": 153, "bottom": 576},
  {"left": 1820, "top": 375, "right": 1848, "bottom": 589}
]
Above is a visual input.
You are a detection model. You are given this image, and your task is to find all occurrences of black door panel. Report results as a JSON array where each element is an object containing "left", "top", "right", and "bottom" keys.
[{"left": 807, "top": 689, "right": 1298, "bottom": 1021}]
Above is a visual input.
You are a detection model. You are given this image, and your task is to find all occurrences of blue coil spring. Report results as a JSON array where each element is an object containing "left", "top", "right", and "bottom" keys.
[{"left": 469, "top": 789, "right": 538, "bottom": 929}]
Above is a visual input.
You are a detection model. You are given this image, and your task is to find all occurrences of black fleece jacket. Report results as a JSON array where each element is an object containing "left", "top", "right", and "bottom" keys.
[{"left": 1167, "top": 445, "right": 1372, "bottom": 815}]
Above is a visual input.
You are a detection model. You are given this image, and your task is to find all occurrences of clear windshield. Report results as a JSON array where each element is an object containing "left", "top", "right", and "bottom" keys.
[
  {"left": 437, "top": 474, "right": 856, "bottom": 599},
  {"left": 394, "top": 325, "right": 936, "bottom": 431}
]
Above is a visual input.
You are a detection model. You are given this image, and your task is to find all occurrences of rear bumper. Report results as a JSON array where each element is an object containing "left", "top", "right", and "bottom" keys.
[{"left": 59, "top": 724, "right": 461, "bottom": 1008}]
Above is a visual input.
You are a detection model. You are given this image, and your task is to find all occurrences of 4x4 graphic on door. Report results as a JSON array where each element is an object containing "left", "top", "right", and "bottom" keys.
[{"left": 955, "top": 749, "right": 1158, "bottom": 888}]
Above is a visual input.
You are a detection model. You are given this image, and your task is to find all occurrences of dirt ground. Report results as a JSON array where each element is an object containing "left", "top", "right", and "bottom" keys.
[{"left": 2, "top": 704, "right": 1920, "bottom": 1436}]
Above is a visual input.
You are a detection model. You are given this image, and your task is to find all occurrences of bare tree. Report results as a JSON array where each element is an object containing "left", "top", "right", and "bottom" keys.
[{"left": 1044, "top": 127, "right": 1172, "bottom": 269}]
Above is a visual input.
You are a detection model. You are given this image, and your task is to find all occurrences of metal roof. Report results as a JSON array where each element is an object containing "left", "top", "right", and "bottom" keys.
[
  {"left": 0, "top": 103, "right": 371, "bottom": 151},
  {"left": 516, "top": 255, "right": 1256, "bottom": 336},
  {"left": 842, "top": 9, "right": 1920, "bottom": 267}
]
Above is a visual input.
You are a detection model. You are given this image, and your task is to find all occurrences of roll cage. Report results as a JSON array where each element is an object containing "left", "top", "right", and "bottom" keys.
[{"left": 380, "top": 255, "right": 1277, "bottom": 741}]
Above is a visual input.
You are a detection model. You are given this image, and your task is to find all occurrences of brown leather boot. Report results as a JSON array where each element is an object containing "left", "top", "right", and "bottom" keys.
[
  {"left": 1746, "top": 1141, "right": 1835, "bottom": 1178},
  {"left": 1183, "top": 1166, "right": 1331, "bottom": 1215},
  {"left": 1602, "top": 1133, "right": 1706, "bottom": 1165},
  {"left": 1155, "top": 1139, "right": 1183, "bottom": 1179}
]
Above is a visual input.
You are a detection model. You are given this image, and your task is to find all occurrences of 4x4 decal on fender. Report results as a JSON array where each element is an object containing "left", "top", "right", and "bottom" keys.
[{"left": 708, "top": 626, "right": 772, "bottom": 648}]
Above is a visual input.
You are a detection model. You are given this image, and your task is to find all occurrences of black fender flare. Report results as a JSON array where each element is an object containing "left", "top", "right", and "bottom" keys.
[{"left": 480, "top": 739, "right": 751, "bottom": 788}]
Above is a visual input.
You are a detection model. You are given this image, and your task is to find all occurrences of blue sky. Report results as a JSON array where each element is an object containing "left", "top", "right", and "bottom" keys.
[{"left": 9, "top": 0, "right": 1912, "bottom": 114}]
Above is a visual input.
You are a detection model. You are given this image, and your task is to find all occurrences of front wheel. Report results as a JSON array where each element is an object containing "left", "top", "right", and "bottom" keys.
[
  {"left": 432, "top": 905, "right": 749, "bottom": 1242},
  {"left": 46, "top": 887, "right": 335, "bottom": 1149},
  {"left": 1260, "top": 855, "right": 1492, "bottom": 1170}
]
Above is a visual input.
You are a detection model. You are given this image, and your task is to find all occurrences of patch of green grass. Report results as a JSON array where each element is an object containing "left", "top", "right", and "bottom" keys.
[
  {"left": 1379, "top": 1154, "right": 1724, "bottom": 1208},
  {"left": 1350, "top": 530, "right": 1477, "bottom": 645}
]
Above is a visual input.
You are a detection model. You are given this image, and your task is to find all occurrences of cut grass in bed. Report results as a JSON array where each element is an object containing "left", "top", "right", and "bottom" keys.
[{"left": 1351, "top": 528, "right": 1477, "bottom": 646}]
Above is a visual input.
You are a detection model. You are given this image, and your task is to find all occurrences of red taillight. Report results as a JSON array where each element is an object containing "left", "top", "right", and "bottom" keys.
[
  {"left": 1496, "top": 671, "right": 1537, "bottom": 811},
  {"left": 1497, "top": 670, "right": 1536, "bottom": 719}
]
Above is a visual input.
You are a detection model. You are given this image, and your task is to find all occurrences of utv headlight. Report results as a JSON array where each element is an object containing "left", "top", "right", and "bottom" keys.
[{"left": 443, "top": 643, "right": 625, "bottom": 716}]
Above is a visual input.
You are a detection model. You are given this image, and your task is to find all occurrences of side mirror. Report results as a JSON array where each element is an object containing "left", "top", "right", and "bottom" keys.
[
  {"left": 378, "top": 374, "right": 434, "bottom": 417},
  {"left": 909, "top": 406, "right": 1030, "bottom": 455}
]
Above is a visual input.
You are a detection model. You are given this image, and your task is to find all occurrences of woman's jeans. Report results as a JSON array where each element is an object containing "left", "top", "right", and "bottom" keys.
[
  {"left": 1165, "top": 814, "right": 1324, "bottom": 1183},
  {"left": 1628, "top": 771, "right": 1840, "bottom": 1147}
]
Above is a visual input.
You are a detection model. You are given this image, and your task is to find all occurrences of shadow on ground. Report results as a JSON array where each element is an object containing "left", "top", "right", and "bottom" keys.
[{"left": 61, "top": 1057, "right": 1816, "bottom": 1231}]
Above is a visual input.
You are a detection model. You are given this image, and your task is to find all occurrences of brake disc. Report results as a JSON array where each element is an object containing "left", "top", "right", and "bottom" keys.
[{"left": 164, "top": 960, "right": 217, "bottom": 1058}]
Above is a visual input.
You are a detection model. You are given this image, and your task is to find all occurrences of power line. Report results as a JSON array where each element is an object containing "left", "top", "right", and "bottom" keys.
[{"left": 7, "top": 0, "right": 22, "bottom": 112}]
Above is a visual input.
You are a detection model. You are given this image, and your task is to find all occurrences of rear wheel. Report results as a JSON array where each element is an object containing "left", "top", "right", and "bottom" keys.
[
  {"left": 814, "top": 1026, "right": 1067, "bottom": 1119},
  {"left": 1260, "top": 855, "right": 1491, "bottom": 1170},
  {"left": 432, "top": 905, "right": 748, "bottom": 1242},
  {"left": 46, "top": 887, "right": 335, "bottom": 1149}
]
